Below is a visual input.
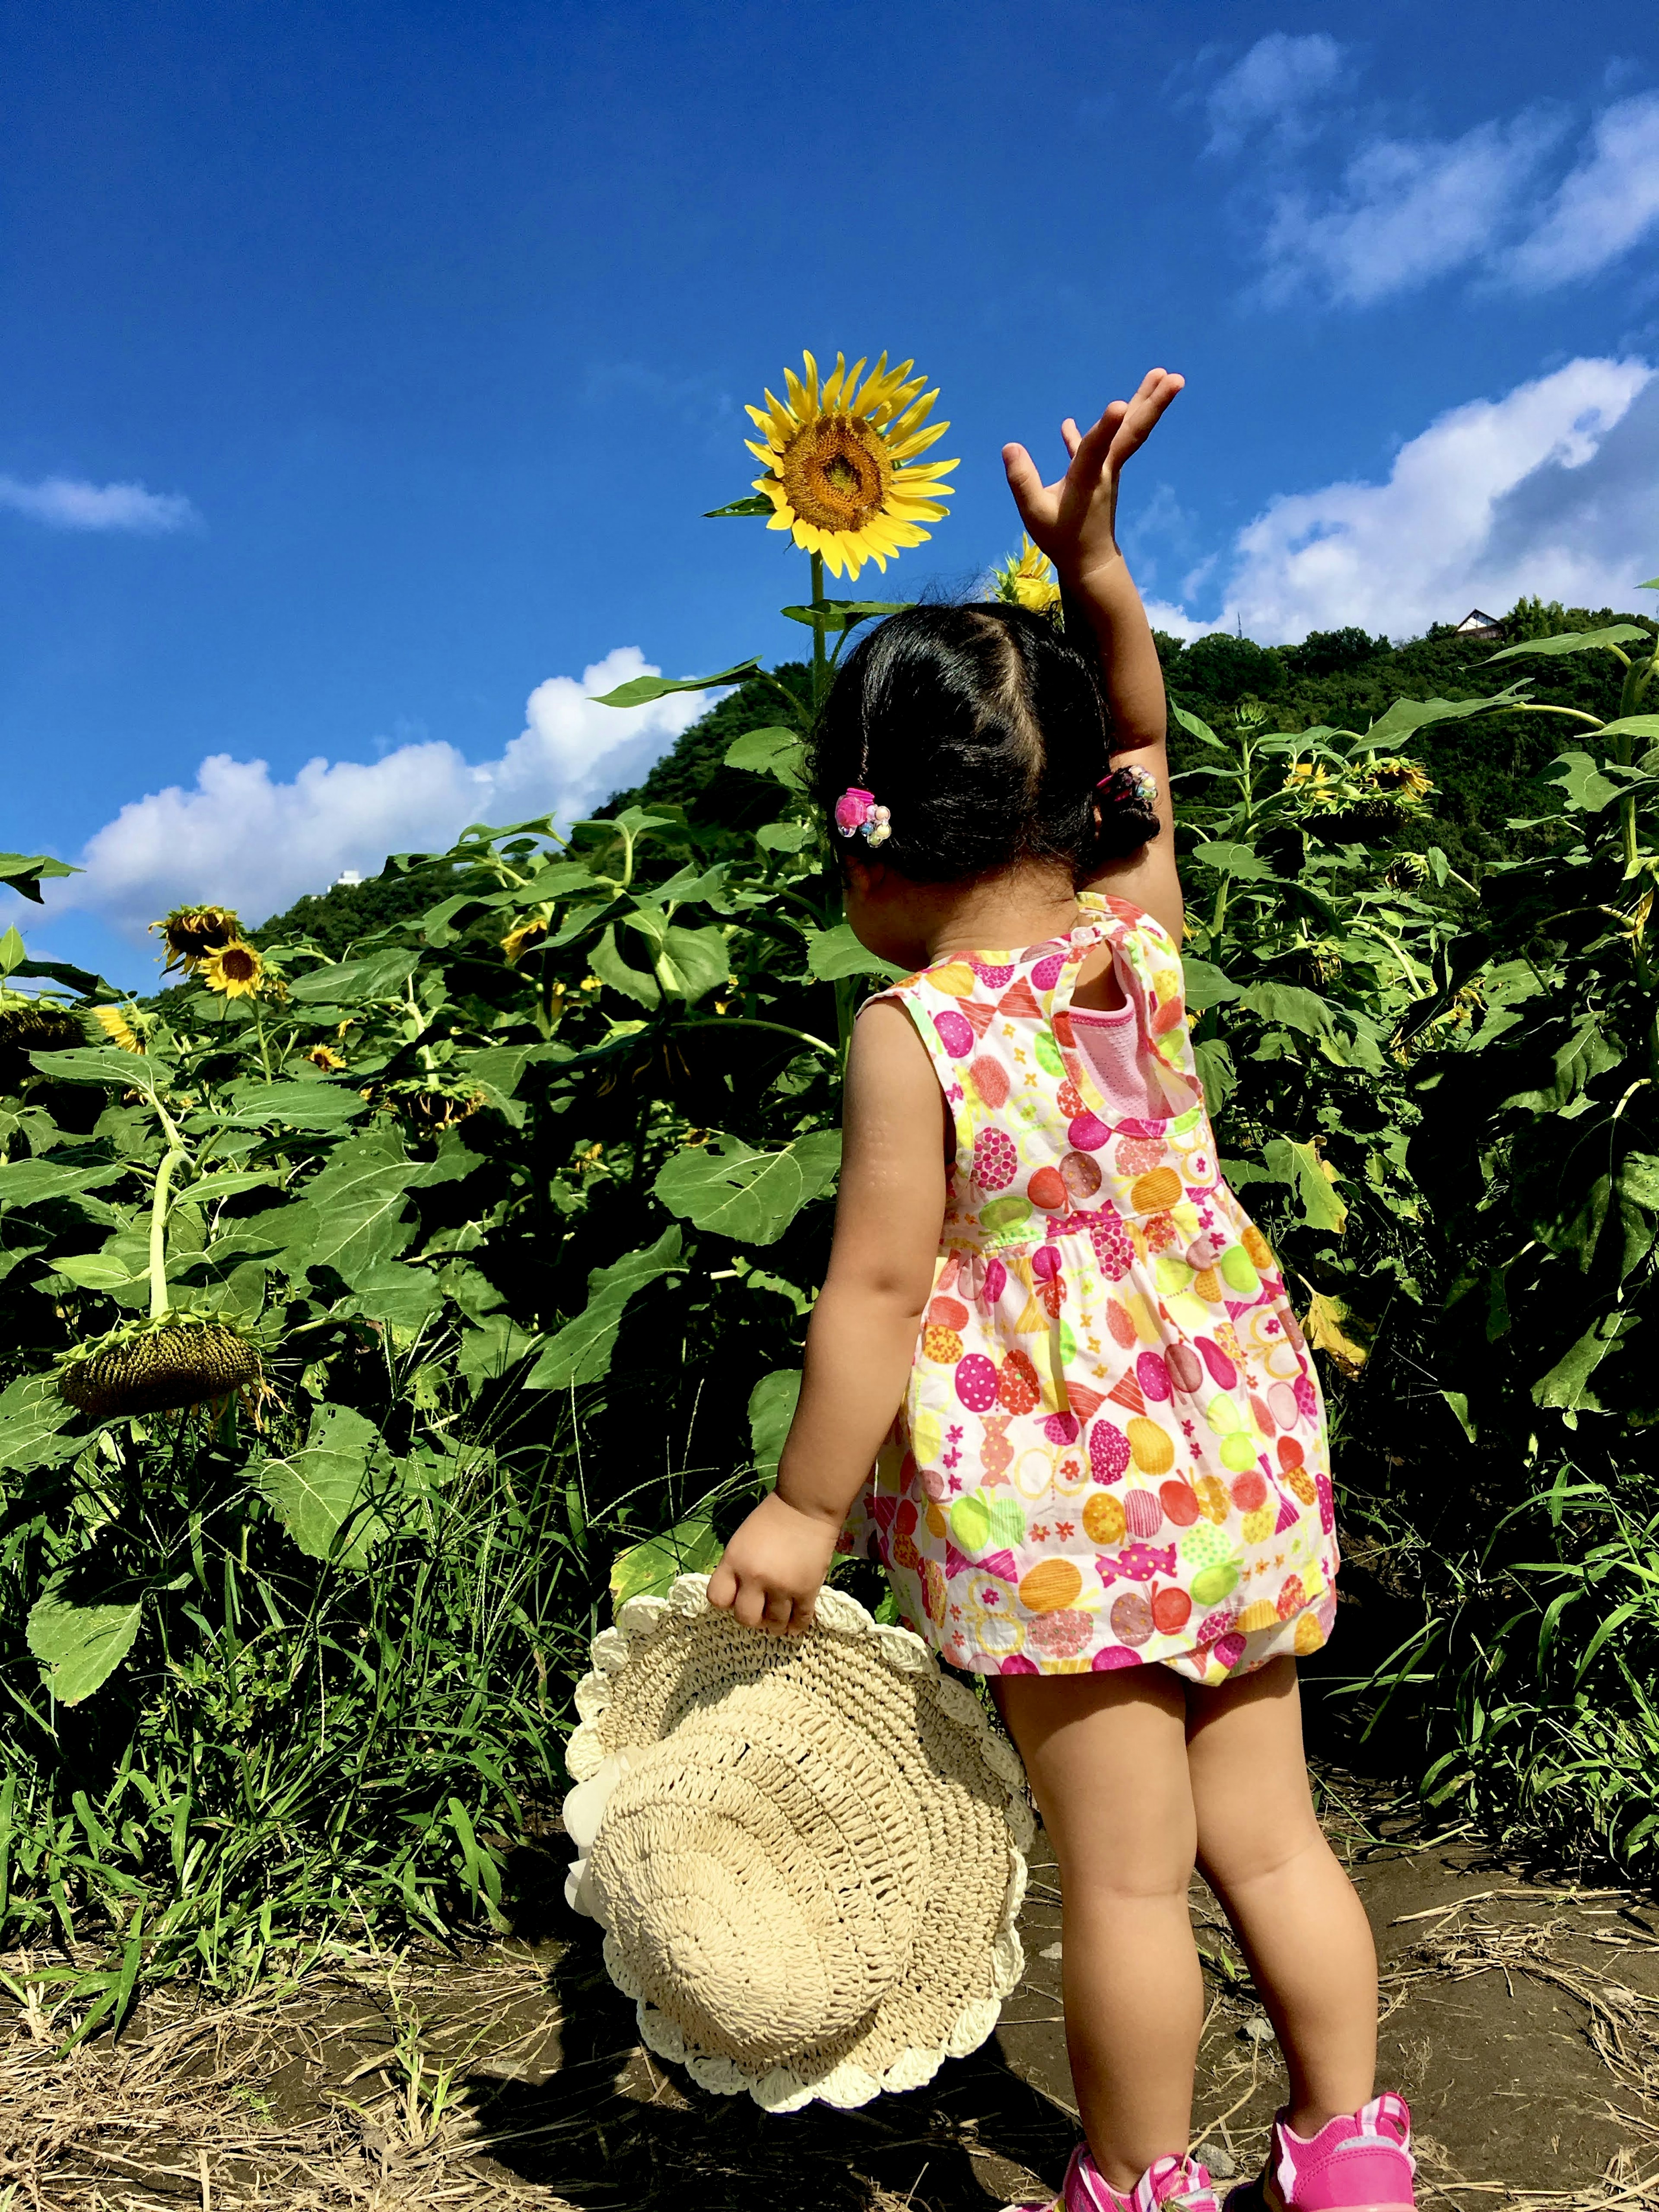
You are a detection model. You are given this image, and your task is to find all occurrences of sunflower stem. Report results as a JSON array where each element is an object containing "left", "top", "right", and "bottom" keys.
[
  {"left": 149, "top": 1144, "right": 185, "bottom": 1321},
  {"left": 810, "top": 553, "right": 827, "bottom": 710}
]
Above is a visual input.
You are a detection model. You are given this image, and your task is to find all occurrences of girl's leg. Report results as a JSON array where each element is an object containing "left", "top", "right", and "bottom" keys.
[
  {"left": 1185, "top": 1659, "right": 1378, "bottom": 2134},
  {"left": 994, "top": 1670, "right": 1203, "bottom": 2193}
]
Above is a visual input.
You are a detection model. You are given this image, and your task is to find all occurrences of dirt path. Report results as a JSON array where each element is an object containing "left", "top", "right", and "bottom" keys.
[{"left": 2, "top": 1781, "right": 1656, "bottom": 2209}]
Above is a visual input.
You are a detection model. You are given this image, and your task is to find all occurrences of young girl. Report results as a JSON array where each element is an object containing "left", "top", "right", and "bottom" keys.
[{"left": 708, "top": 371, "right": 1415, "bottom": 2212}]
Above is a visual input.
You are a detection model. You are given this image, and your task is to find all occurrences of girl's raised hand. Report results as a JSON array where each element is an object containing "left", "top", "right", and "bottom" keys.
[{"left": 1002, "top": 367, "right": 1184, "bottom": 589}]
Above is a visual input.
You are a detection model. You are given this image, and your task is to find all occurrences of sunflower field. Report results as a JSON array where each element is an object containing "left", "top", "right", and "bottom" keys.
[{"left": 0, "top": 347, "right": 1656, "bottom": 2028}]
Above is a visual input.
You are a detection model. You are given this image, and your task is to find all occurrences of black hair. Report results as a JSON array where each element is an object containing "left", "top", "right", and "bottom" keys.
[{"left": 809, "top": 602, "right": 1160, "bottom": 887}]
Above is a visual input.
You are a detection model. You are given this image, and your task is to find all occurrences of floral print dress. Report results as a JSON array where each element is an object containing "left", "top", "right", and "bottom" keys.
[{"left": 842, "top": 892, "right": 1339, "bottom": 1683}]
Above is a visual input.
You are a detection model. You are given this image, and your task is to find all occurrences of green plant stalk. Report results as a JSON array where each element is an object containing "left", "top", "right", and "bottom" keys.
[
  {"left": 810, "top": 552, "right": 827, "bottom": 710},
  {"left": 149, "top": 1144, "right": 185, "bottom": 1321}
]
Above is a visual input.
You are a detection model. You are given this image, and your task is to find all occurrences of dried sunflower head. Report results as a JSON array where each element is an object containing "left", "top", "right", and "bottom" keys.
[
  {"left": 56, "top": 1313, "right": 268, "bottom": 1424},
  {"left": 154, "top": 906, "right": 243, "bottom": 973}
]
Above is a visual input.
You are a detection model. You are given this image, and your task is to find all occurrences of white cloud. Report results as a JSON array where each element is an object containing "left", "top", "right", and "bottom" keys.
[
  {"left": 1205, "top": 33, "right": 1348, "bottom": 157},
  {"left": 57, "top": 648, "right": 712, "bottom": 940},
  {"left": 0, "top": 474, "right": 200, "bottom": 533},
  {"left": 1503, "top": 92, "right": 1659, "bottom": 289},
  {"left": 1260, "top": 110, "right": 1564, "bottom": 305},
  {"left": 1152, "top": 356, "right": 1657, "bottom": 643}
]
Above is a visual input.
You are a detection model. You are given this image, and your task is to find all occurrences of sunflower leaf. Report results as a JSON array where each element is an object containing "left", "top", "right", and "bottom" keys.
[
  {"left": 255, "top": 1405, "right": 397, "bottom": 1570},
  {"left": 528, "top": 1227, "right": 685, "bottom": 1390},
  {"left": 0, "top": 853, "right": 79, "bottom": 906},
  {"left": 610, "top": 1516, "right": 723, "bottom": 1607},
  {"left": 804, "top": 923, "right": 904, "bottom": 982},
  {"left": 780, "top": 600, "right": 907, "bottom": 634},
  {"left": 653, "top": 1130, "right": 840, "bottom": 1245},
  {"left": 1484, "top": 626, "right": 1650, "bottom": 662},
  {"left": 1355, "top": 686, "right": 1533, "bottom": 749},
  {"left": 593, "top": 663, "right": 759, "bottom": 709},
  {"left": 723, "top": 726, "right": 805, "bottom": 788},
  {"left": 703, "top": 496, "right": 774, "bottom": 518},
  {"left": 287, "top": 948, "right": 423, "bottom": 1004},
  {"left": 27, "top": 1572, "right": 147, "bottom": 1703}
]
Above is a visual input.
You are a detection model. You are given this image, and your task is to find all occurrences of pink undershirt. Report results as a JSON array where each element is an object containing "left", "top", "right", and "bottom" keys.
[{"left": 1067, "top": 998, "right": 1170, "bottom": 1122}]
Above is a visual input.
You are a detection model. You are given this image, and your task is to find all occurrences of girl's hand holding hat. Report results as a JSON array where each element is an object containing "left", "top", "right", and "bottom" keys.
[{"left": 707, "top": 1488, "right": 842, "bottom": 1635}]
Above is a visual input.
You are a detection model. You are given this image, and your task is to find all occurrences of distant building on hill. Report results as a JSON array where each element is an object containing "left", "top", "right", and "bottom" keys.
[{"left": 1454, "top": 608, "right": 1503, "bottom": 640}]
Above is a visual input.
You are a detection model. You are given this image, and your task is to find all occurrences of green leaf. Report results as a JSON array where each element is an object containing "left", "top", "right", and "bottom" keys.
[
  {"left": 756, "top": 820, "right": 814, "bottom": 853},
  {"left": 180, "top": 1169, "right": 279, "bottom": 1207},
  {"left": 1239, "top": 980, "right": 1335, "bottom": 1036},
  {"left": 1503, "top": 1016, "right": 1622, "bottom": 1115},
  {"left": 518, "top": 860, "right": 600, "bottom": 900},
  {"left": 222, "top": 1081, "right": 370, "bottom": 1129},
  {"left": 0, "top": 1373, "right": 80, "bottom": 1471},
  {"left": 724, "top": 726, "right": 807, "bottom": 788},
  {"left": 780, "top": 599, "right": 907, "bottom": 633},
  {"left": 747, "top": 1369, "right": 801, "bottom": 1482},
  {"left": 1355, "top": 685, "right": 1532, "bottom": 749},
  {"left": 653, "top": 1130, "right": 840, "bottom": 1245},
  {"left": 286, "top": 947, "right": 422, "bottom": 1004},
  {"left": 628, "top": 919, "right": 727, "bottom": 1003},
  {"left": 1261, "top": 1137, "right": 1347, "bottom": 1234},
  {"left": 257, "top": 1406, "right": 396, "bottom": 1569},
  {"left": 610, "top": 1516, "right": 724, "bottom": 1608},
  {"left": 588, "top": 923, "right": 660, "bottom": 1008},
  {"left": 52, "top": 1246, "right": 146, "bottom": 1292},
  {"left": 1549, "top": 752, "right": 1621, "bottom": 812},
  {"left": 0, "top": 926, "right": 25, "bottom": 976},
  {"left": 275, "top": 1129, "right": 421, "bottom": 1287},
  {"left": 1192, "top": 1036, "right": 1236, "bottom": 1110},
  {"left": 805, "top": 922, "right": 903, "bottom": 982},
  {"left": 1532, "top": 1313, "right": 1639, "bottom": 1412},
  {"left": 1180, "top": 958, "right": 1240, "bottom": 1011},
  {"left": 593, "top": 661, "right": 760, "bottom": 709},
  {"left": 528, "top": 1227, "right": 684, "bottom": 1390},
  {"left": 27, "top": 1575, "right": 145, "bottom": 1704},
  {"left": 455, "top": 1310, "right": 542, "bottom": 1389},
  {"left": 1170, "top": 705, "right": 1224, "bottom": 748},
  {"left": 703, "top": 496, "right": 774, "bottom": 518},
  {"left": 0, "top": 1157, "right": 131, "bottom": 1209},
  {"left": 1593, "top": 715, "right": 1659, "bottom": 744},
  {"left": 1484, "top": 625, "right": 1651, "bottom": 662},
  {"left": 1441, "top": 1390, "right": 1477, "bottom": 1444},
  {"left": 0, "top": 852, "right": 78, "bottom": 905},
  {"left": 26, "top": 1047, "right": 167, "bottom": 1090},
  {"left": 346, "top": 1260, "right": 445, "bottom": 1329},
  {"left": 1189, "top": 840, "right": 1273, "bottom": 882}
]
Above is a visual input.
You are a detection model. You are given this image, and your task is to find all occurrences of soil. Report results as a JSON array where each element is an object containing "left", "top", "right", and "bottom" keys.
[{"left": 2, "top": 1774, "right": 1656, "bottom": 2211}]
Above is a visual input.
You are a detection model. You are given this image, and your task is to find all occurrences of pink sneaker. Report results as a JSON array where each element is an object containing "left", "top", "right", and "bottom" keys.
[
  {"left": 1224, "top": 2095, "right": 1415, "bottom": 2212},
  {"left": 1006, "top": 2144, "right": 1221, "bottom": 2212}
]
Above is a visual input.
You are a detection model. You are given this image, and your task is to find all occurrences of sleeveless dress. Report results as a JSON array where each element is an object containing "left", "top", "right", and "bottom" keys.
[{"left": 841, "top": 891, "right": 1339, "bottom": 1683}]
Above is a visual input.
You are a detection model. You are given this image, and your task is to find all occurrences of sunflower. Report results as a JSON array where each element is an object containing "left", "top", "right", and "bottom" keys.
[
  {"left": 154, "top": 905, "right": 242, "bottom": 974},
  {"left": 994, "top": 535, "right": 1061, "bottom": 616},
  {"left": 56, "top": 1312, "right": 267, "bottom": 1424},
  {"left": 501, "top": 914, "right": 549, "bottom": 964},
  {"left": 89, "top": 1005, "right": 144, "bottom": 1053},
  {"left": 744, "top": 351, "right": 957, "bottom": 579},
  {"left": 200, "top": 941, "right": 266, "bottom": 998},
  {"left": 306, "top": 1042, "right": 346, "bottom": 1071}
]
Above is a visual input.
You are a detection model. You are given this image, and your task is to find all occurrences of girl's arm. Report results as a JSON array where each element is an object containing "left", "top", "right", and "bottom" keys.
[
  {"left": 1004, "top": 369, "right": 1186, "bottom": 944},
  {"left": 707, "top": 998, "right": 947, "bottom": 1634}
]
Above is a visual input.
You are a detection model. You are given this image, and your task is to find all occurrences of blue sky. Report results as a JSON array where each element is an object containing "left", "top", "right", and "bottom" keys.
[{"left": 4, "top": 0, "right": 1658, "bottom": 988}]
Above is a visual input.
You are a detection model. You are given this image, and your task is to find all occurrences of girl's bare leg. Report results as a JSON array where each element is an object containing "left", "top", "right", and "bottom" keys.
[
  {"left": 1185, "top": 1659, "right": 1378, "bottom": 2135},
  {"left": 994, "top": 1670, "right": 1202, "bottom": 2193}
]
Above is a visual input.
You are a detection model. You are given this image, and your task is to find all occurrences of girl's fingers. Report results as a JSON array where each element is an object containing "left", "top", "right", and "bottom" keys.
[
  {"left": 706, "top": 1559, "right": 737, "bottom": 1610},
  {"left": 734, "top": 1579, "right": 769, "bottom": 1629},
  {"left": 1061, "top": 416, "right": 1083, "bottom": 459},
  {"left": 1001, "top": 441, "right": 1051, "bottom": 524},
  {"left": 762, "top": 1590, "right": 795, "bottom": 1637}
]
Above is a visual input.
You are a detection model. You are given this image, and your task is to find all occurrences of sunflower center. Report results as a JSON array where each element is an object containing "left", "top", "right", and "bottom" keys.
[
  {"left": 221, "top": 948, "right": 257, "bottom": 982},
  {"left": 778, "top": 414, "right": 892, "bottom": 533}
]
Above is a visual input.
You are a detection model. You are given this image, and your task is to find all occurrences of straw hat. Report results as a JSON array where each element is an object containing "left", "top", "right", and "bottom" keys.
[{"left": 562, "top": 1573, "right": 1035, "bottom": 2112}]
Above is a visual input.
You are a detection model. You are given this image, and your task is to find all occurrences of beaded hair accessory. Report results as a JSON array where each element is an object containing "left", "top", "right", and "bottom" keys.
[
  {"left": 834, "top": 786, "right": 892, "bottom": 849},
  {"left": 1096, "top": 763, "right": 1158, "bottom": 808}
]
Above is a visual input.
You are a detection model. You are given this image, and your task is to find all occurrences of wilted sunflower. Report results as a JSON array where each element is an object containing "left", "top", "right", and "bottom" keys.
[
  {"left": 56, "top": 1312, "right": 267, "bottom": 1425},
  {"left": 89, "top": 1004, "right": 144, "bottom": 1053},
  {"left": 200, "top": 941, "right": 266, "bottom": 999},
  {"left": 307, "top": 1042, "right": 346, "bottom": 1071},
  {"left": 994, "top": 535, "right": 1061, "bottom": 616},
  {"left": 501, "top": 914, "right": 549, "bottom": 964},
  {"left": 745, "top": 351, "right": 956, "bottom": 580},
  {"left": 154, "top": 904, "right": 242, "bottom": 974}
]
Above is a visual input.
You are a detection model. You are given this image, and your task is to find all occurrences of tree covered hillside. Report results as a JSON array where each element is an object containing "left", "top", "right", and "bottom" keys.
[{"left": 253, "top": 596, "right": 1655, "bottom": 947}]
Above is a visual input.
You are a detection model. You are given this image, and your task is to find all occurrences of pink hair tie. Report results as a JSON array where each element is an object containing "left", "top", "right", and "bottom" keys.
[{"left": 834, "top": 785, "right": 892, "bottom": 848}]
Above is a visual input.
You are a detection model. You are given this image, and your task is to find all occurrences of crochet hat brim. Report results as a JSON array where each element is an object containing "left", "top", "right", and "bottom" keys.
[{"left": 564, "top": 1574, "right": 1034, "bottom": 2112}]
